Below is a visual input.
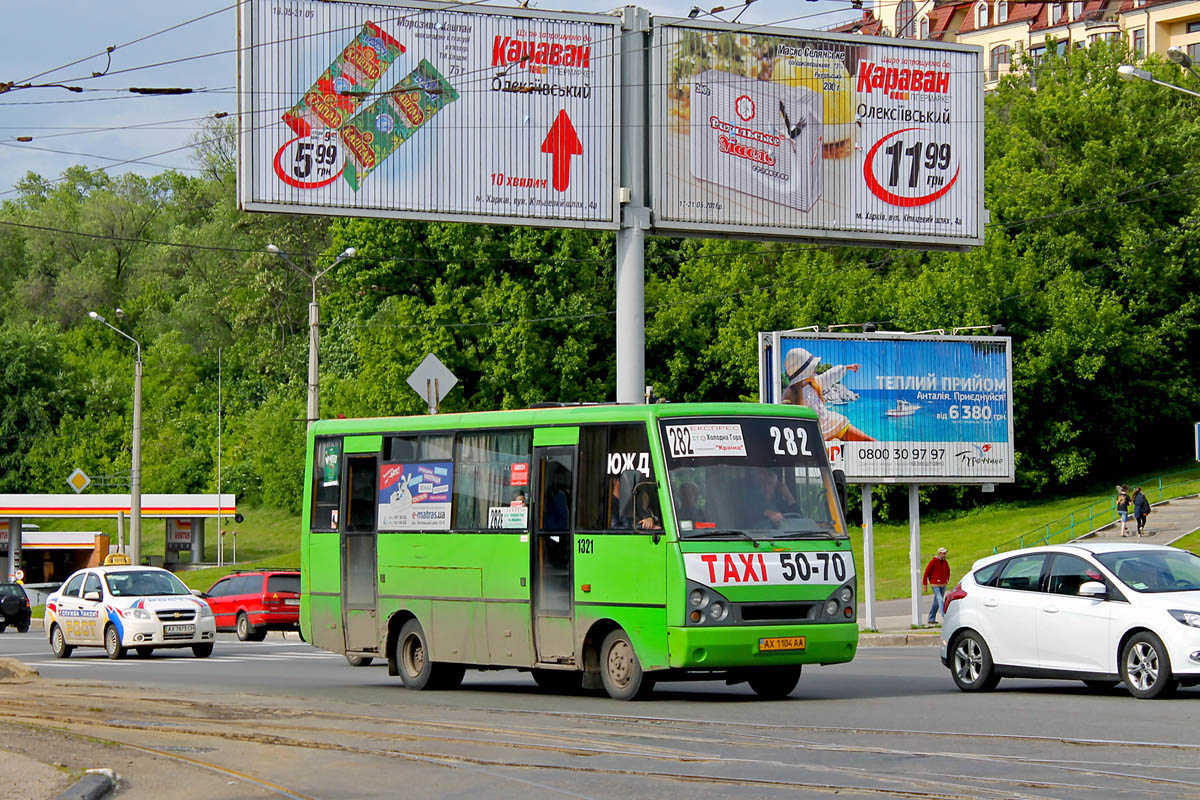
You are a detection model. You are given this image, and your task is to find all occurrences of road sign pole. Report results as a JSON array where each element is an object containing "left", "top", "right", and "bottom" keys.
[{"left": 616, "top": 6, "right": 650, "bottom": 406}]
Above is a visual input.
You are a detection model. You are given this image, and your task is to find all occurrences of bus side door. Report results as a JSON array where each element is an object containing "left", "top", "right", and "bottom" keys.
[
  {"left": 532, "top": 444, "right": 576, "bottom": 663},
  {"left": 341, "top": 445, "right": 380, "bottom": 656}
]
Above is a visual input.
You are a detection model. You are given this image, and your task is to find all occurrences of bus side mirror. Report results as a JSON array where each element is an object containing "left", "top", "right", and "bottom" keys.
[{"left": 833, "top": 469, "right": 849, "bottom": 523}]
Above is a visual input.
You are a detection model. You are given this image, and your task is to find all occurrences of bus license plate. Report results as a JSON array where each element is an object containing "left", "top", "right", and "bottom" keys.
[
  {"left": 165, "top": 624, "right": 194, "bottom": 635},
  {"left": 759, "top": 636, "right": 805, "bottom": 652}
]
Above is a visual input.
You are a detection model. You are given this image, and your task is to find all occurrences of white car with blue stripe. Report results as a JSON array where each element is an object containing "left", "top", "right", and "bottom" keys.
[{"left": 46, "top": 566, "right": 216, "bottom": 659}]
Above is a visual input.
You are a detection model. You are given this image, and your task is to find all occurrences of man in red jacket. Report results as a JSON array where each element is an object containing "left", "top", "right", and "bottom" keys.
[{"left": 922, "top": 546, "right": 951, "bottom": 626}]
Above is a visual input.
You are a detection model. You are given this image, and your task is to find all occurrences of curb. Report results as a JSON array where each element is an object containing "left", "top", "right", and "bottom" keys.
[
  {"left": 859, "top": 632, "right": 941, "bottom": 647},
  {"left": 57, "top": 770, "right": 116, "bottom": 800}
]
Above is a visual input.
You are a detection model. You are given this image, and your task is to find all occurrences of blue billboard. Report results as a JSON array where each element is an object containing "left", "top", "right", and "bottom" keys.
[{"left": 760, "top": 332, "right": 1014, "bottom": 484}]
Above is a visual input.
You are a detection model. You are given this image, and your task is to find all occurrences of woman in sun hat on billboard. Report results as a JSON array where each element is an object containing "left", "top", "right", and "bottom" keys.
[{"left": 781, "top": 347, "right": 875, "bottom": 442}]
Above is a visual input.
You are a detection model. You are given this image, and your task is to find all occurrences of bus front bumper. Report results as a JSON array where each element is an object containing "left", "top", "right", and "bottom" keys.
[{"left": 667, "top": 623, "right": 858, "bottom": 669}]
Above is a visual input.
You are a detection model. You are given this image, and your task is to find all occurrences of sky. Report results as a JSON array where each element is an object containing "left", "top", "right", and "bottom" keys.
[{"left": 0, "top": 0, "right": 862, "bottom": 198}]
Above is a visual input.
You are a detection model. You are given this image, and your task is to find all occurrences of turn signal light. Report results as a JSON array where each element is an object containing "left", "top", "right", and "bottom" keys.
[{"left": 689, "top": 610, "right": 703, "bottom": 623}]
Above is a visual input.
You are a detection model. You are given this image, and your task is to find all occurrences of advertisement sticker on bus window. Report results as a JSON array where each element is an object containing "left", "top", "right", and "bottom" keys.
[
  {"left": 510, "top": 462, "right": 529, "bottom": 486},
  {"left": 378, "top": 462, "right": 453, "bottom": 531},
  {"left": 664, "top": 424, "right": 747, "bottom": 458},
  {"left": 321, "top": 440, "right": 341, "bottom": 486},
  {"left": 684, "top": 551, "right": 855, "bottom": 587},
  {"left": 487, "top": 506, "right": 529, "bottom": 530}
]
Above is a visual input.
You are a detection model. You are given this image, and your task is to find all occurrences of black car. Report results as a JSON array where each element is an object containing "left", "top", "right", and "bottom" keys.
[{"left": 0, "top": 583, "right": 31, "bottom": 633}]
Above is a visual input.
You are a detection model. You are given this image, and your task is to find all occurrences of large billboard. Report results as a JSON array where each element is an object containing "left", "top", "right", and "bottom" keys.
[
  {"left": 238, "top": 0, "right": 619, "bottom": 228},
  {"left": 652, "top": 20, "right": 984, "bottom": 250},
  {"left": 759, "top": 332, "right": 1013, "bottom": 484}
]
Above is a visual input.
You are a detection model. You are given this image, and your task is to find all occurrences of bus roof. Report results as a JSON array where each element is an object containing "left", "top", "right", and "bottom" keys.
[{"left": 309, "top": 402, "right": 817, "bottom": 437}]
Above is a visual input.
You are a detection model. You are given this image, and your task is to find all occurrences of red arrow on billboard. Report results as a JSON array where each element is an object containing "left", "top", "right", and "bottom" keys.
[{"left": 541, "top": 109, "right": 582, "bottom": 193}]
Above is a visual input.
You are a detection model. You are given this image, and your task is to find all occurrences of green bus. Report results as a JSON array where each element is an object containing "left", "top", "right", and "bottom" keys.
[{"left": 301, "top": 402, "right": 858, "bottom": 699}]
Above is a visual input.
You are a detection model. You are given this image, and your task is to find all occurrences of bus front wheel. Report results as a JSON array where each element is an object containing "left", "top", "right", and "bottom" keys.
[
  {"left": 599, "top": 629, "right": 654, "bottom": 700},
  {"left": 396, "top": 620, "right": 463, "bottom": 690}
]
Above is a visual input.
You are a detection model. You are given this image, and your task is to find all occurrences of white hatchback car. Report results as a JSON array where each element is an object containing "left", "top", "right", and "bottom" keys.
[
  {"left": 941, "top": 542, "right": 1200, "bottom": 698},
  {"left": 46, "top": 566, "right": 217, "bottom": 659}
]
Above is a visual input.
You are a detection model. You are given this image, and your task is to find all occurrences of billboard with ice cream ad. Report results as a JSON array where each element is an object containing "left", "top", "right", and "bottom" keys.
[
  {"left": 653, "top": 20, "right": 983, "bottom": 250},
  {"left": 238, "top": 0, "right": 618, "bottom": 229},
  {"left": 759, "top": 332, "right": 1013, "bottom": 484}
]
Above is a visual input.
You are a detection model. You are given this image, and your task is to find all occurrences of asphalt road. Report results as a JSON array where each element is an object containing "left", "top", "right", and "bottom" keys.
[{"left": 2, "top": 631, "right": 1200, "bottom": 799}]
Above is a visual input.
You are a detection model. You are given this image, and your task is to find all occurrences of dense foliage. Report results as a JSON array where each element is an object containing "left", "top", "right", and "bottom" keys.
[{"left": 1, "top": 44, "right": 1197, "bottom": 518}]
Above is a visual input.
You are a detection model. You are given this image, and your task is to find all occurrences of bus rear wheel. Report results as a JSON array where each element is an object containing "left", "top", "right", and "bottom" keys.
[
  {"left": 747, "top": 666, "right": 802, "bottom": 699},
  {"left": 396, "top": 620, "right": 463, "bottom": 690},
  {"left": 599, "top": 629, "right": 653, "bottom": 700}
]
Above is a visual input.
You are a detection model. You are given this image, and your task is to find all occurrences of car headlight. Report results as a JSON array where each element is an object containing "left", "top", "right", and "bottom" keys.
[
  {"left": 199, "top": 603, "right": 213, "bottom": 618},
  {"left": 1169, "top": 609, "right": 1200, "bottom": 628},
  {"left": 124, "top": 608, "right": 152, "bottom": 620}
]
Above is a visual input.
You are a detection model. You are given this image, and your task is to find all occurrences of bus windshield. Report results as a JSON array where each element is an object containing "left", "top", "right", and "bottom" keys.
[{"left": 659, "top": 416, "right": 845, "bottom": 541}]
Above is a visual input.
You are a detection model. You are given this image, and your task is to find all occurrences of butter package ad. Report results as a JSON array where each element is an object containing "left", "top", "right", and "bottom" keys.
[
  {"left": 689, "top": 70, "right": 823, "bottom": 211},
  {"left": 282, "top": 21, "right": 405, "bottom": 138},
  {"left": 340, "top": 59, "right": 460, "bottom": 191}
]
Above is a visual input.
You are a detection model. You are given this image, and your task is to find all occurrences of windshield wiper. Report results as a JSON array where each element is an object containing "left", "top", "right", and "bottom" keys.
[
  {"left": 686, "top": 529, "right": 760, "bottom": 548},
  {"left": 768, "top": 530, "right": 841, "bottom": 540}
]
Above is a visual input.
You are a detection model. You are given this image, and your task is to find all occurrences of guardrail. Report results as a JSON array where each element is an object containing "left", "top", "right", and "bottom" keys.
[{"left": 993, "top": 467, "right": 1200, "bottom": 554}]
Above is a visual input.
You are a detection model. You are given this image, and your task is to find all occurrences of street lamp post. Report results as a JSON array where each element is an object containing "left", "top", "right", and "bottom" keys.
[
  {"left": 1117, "top": 64, "right": 1200, "bottom": 98},
  {"left": 89, "top": 309, "right": 142, "bottom": 566},
  {"left": 265, "top": 245, "right": 355, "bottom": 428}
]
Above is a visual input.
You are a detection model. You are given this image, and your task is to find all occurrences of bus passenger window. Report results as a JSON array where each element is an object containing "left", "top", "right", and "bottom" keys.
[{"left": 312, "top": 437, "right": 342, "bottom": 530}]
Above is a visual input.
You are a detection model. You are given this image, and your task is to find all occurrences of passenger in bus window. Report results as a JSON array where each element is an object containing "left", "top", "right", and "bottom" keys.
[
  {"left": 609, "top": 472, "right": 637, "bottom": 529},
  {"left": 752, "top": 469, "right": 798, "bottom": 527},
  {"left": 635, "top": 488, "right": 662, "bottom": 530},
  {"left": 676, "top": 482, "right": 709, "bottom": 524}
]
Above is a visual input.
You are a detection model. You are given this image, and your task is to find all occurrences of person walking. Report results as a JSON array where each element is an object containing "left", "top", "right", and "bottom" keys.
[
  {"left": 1116, "top": 485, "right": 1131, "bottom": 537},
  {"left": 922, "top": 547, "right": 951, "bottom": 626},
  {"left": 1132, "top": 487, "right": 1151, "bottom": 537}
]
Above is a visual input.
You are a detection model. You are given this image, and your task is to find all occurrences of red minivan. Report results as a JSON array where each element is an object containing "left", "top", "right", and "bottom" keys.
[{"left": 202, "top": 569, "right": 300, "bottom": 641}]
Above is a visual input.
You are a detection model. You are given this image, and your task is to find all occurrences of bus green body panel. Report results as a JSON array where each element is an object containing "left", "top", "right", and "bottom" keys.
[
  {"left": 344, "top": 434, "right": 384, "bottom": 454},
  {"left": 575, "top": 605, "right": 670, "bottom": 670},
  {"left": 303, "top": 532, "right": 342, "bottom": 650},
  {"left": 533, "top": 426, "right": 580, "bottom": 446},
  {"left": 668, "top": 622, "right": 858, "bottom": 668}
]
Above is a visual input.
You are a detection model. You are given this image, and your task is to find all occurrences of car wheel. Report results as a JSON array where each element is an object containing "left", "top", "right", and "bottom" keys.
[
  {"left": 531, "top": 669, "right": 584, "bottom": 694},
  {"left": 192, "top": 643, "right": 214, "bottom": 658},
  {"left": 0, "top": 623, "right": 6, "bottom": 633},
  {"left": 49, "top": 625, "right": 73, "bottom": 659},
  {"left": 346, "top": 654, "right": 373, "bottom": 667},
  {"left": 1082, "top": 679, "right": 1118, "bottom": 691},
  {"left": 236, "top": 612, "right": 256, "bottom": 642},
  {"left": 747, "top": 666, "right": 802, "bottom": 699},
  {"left": 599, "top": 629, "right": 654, "bottom": 700},
  {"left": 1121, "top": 631, "right": 1178, "bottom": 699},
  {"left": 950, "top": 631, "right": 1000, "bottom": 692},
  {"left": 16, "top": 622, "right": 29, "bottom": 634},
  {"left": 135, "top": 646, "right": 154, "bottom": 658},
  {"left": 104, "top": 625, "right": 126, "bottom": 660}
]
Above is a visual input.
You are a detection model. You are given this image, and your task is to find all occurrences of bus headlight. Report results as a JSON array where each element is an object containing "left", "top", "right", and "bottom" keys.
[
  {"left": 689, "top": 589, "right": 708, "bottom": 609},
  {"left": 709, "top": 602, "right": 728, "bottom": 622},
  {"left": 838, "top": 587, "right": 853, "bottom": 605},
  {"left": 824, "top": 600, "right": 839, "bottom": 617},
  {"left": 685, "top": 581, "right": 734, "bottom": 626}
]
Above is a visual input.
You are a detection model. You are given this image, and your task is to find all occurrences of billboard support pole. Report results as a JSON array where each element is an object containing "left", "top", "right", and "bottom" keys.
[
  {"left": 862, "top": 484, "right": 875, "bottom": 630},
  {"left": 616, "top": 6, "right": 650, "bottom": 405},
  {"left": 909, "top": 484, "right": 922, "bottom": 628}
]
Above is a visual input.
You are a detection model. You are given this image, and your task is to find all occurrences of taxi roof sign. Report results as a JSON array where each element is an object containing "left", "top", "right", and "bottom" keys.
[
  {"left": 103, "top": 553, "right": 132, "bottom": 566},
  {"left": 67, "top": 468, "right": 91, "bottom": 494}
]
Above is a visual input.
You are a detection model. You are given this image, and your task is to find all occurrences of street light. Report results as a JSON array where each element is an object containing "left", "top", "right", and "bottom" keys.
[
  {"left": 89, "top": 310, "right": 143, "bottom": 566},
  {"left": 1117, "top": 64, "right": 1200, "bottom": 99},
  {"left": 265, "top": 245, "right": 356, "bottom": 428},
  {"left": 1167, "top": 46, "right": 1200, "bottom": 82}
]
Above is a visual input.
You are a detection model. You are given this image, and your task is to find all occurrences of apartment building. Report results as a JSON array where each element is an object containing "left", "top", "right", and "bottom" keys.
[{"left": 834, "top": 1, "right": 1200, "bottom": 87}]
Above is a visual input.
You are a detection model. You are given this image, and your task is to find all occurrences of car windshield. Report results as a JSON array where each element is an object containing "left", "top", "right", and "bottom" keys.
[
  {"left": 1096, "top": 549, "right": 1200, "bottom": 593},
  {"left": 659, "top": 416, "right": 846, "bottom": 541},
  {"left": 104, "top": 570, "right": 191, "bottom": 597}
]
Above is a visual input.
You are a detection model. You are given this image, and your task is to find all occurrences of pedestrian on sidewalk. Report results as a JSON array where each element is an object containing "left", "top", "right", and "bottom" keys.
[
  {"left": 1116, "top": 485, "right": 1131, "bottom": 537},
  {"left": 1133, "top": 487, "right": 1151, "bottom": 537},
  {"left": 922, "top": 546, "right": 951, "bottom": 626}
]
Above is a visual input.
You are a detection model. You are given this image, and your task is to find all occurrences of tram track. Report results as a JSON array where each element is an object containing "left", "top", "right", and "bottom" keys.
[{"left": 1, "top": 680, "right": 1197, "bottom": 800}]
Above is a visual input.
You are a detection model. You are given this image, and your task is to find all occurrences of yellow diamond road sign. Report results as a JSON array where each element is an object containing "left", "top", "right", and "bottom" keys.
[{"left": 67, "top": 468, "right": 91, "bottom": 494}]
